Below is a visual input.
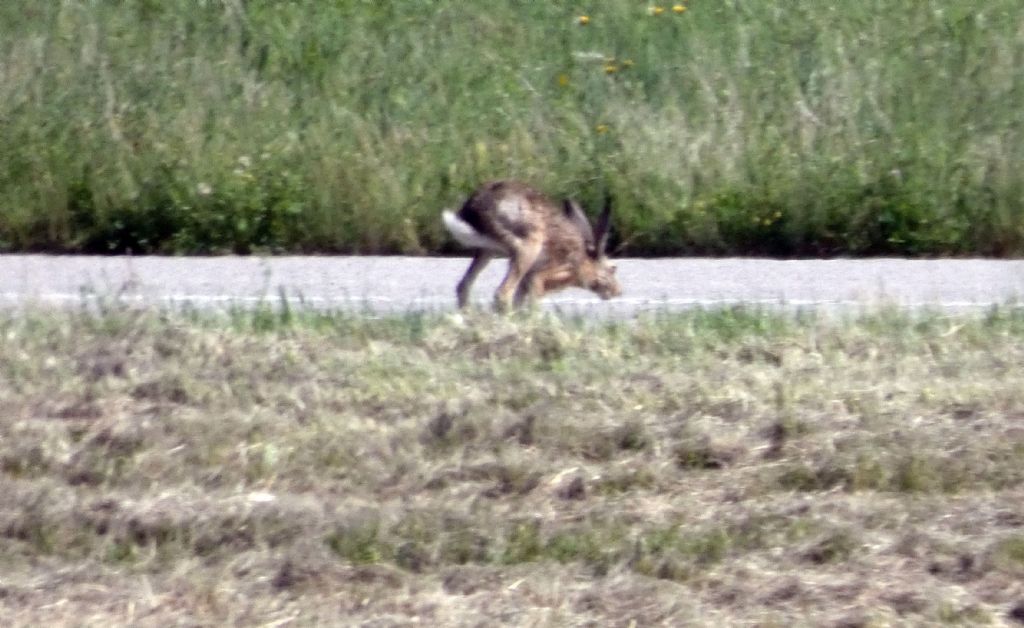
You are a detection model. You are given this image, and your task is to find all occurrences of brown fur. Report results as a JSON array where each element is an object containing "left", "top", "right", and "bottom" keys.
[{"left": 443, "top": 180, "right": 621, "bottom": 311}]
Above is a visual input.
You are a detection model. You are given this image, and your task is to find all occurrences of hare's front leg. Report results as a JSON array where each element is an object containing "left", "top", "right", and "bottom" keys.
[
  {"left": 494, "top": 240, "right": 542, "bottom": 312},
  {"left": 513, "top": 268, "right": 546, "bottom": 308}
]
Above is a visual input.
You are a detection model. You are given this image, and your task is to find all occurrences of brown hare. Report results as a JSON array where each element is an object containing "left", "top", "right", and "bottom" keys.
[{"left": 442, "top": 180, "right": 621, "bottom": 311}]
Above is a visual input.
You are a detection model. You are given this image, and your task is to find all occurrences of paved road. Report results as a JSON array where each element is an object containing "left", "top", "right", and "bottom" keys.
[{"left": 0, "top": 255, "right": 1021, "bottom": 315}]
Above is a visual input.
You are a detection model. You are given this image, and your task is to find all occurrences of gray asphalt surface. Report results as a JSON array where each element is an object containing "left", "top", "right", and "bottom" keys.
[{"left": 1, "top": 255, "right": 1021, "bottom": 315}]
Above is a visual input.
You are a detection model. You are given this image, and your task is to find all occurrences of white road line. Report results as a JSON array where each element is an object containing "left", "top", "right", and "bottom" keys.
[{"left": 1, "top": 291, "right": 1015, "bottom": 310}]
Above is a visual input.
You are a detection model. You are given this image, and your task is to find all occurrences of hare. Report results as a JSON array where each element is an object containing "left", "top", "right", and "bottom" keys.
[{"left": 442, "top": 180, "right": 621, "bottom": 310}]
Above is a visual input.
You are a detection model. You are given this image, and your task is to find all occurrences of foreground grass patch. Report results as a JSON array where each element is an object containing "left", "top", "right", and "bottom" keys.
[{"left": 1, "top": 306, "right": 1023, "bottom": 624}]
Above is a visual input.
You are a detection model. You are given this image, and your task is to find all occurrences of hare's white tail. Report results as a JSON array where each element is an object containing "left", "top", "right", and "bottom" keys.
[{"left": 442, "top": 210, "right": 506, "bottom": 253}]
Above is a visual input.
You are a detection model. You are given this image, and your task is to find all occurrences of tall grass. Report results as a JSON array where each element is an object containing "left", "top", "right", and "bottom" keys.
[{"left": 1, "top": 1, "right": 1022, "bottom": 255}]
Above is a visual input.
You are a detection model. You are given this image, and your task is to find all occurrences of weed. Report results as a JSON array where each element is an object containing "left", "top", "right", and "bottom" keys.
[
  {"left": 501, "top": 520, "right": 544, "bottom": 565},
  {"left": 326, "top": 520, "right": 387, "bottom": 565},
  {"left": 992, "top": 535, "right": 1024, "bottom": 576},
  {"left": 803, "top": 529, "right": 858, "bottom": 565},
  {"left": 674, "top": 436, "right": 742, "bottom": 470}
]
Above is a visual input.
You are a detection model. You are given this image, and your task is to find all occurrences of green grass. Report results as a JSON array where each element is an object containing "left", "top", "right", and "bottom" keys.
[
  {"left": 1, "top": 1, "right": 1023, "bottom": 256},
  {"left": 2, "top": 305, "right": 1024, "bottom": 624}
]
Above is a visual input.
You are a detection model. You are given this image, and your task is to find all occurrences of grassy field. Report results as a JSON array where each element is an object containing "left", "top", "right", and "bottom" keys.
[
  {"left": 1, "top": 1, "right": 1022, "bottom": 256},
  {"left": 1, "top": 305, "right": 1023, "bottom": 625}
]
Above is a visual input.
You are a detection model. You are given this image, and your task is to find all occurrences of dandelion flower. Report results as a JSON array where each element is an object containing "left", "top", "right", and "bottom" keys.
[
  {"left": 595, "top": 124, "right": 610, "bottom": 134},
  {"left": 649, "top": 6, "right": 665, "bottom": 16},
  {"left": 577, "top": 15, "right": 590, "bottom": 25},
  {"left": 673, "top": 4, "right": 687, "bottom": 13},
  {"left": 604, "top": 64, "right": 618, "bottom": 74},
  {"left": 557, "top": 73, "right": 570, "bottom": 87}
]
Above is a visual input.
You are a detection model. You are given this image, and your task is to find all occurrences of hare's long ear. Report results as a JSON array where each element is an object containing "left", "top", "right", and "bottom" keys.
[
  {"left": 563, "top": 199, "right": 596, "bottom": 251},
  {"left": 593, "top": 192, "right": 612, "bottom": 255}
]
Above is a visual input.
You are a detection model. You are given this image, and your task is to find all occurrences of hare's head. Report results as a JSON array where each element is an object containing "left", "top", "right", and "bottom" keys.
[
  {"left": 564, "top": 198, "right": 622, "bottom": 300},
  {"left": 581, "top": 254, "right": 620, "bottom": 299}
]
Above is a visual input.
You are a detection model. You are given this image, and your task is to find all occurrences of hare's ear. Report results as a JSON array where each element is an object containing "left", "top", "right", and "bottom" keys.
[
  {"left": 593, "top": 192, "right": 612, "bottom": 255},
  {"left": 563, "top": 198, "right": 596, "bottom": 251}
]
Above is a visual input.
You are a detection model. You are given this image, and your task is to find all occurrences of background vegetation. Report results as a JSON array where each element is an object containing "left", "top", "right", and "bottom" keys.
[
  {"left": 2, "top": 306, "right": 1023, "bottom": 624},
  {"left": 1, "top": 0, "right": 1022, "bottom": 256}
]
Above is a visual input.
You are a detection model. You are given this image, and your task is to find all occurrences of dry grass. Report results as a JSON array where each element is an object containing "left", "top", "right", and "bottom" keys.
[{"left": 1, "top": 305, "right": 1023, "bottom": 625}]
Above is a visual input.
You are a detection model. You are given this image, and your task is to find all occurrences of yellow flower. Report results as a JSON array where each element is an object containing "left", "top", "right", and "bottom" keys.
[
  {"left": 621, "top": 59, "right": 635, "bottom": 69},
  {"left": 577, "top": 15, "right": 590, "bottom": 25},
  {"left": 595, "top": 124, "right": 610, "bottom": 134},
  {"left": 604, "top": 63, "right": 618, "bottom": 74},
  {"left": 649, "top": 6, "right": 665, "bottom": 16},
  {"left": 557, "top": 73, "right": 570, "bottom": 87},
  {"left": 673, "top": 4, "right": 687, "bottom": 13}
]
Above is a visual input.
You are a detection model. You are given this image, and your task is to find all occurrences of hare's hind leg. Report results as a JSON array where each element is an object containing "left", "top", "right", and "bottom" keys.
[{"left": 457, "top": 251, "right": 493, "bottom": 308}]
